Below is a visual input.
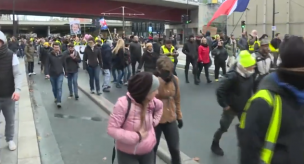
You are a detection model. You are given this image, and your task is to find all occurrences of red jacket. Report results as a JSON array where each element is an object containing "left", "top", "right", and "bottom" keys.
[{"left": 198, "top": 45, "right": 210, "bottom": 63}]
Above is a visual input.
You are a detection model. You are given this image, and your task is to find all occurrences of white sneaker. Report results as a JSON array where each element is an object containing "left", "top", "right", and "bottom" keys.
[
  {"left": 28, "top": 73, "right": 32, "bottom": 76},
  {"left": 32, "top": 72, "right": 36, "bottom": 75},
  {"left": 8, "top": 140, "right": 17, "bottom": 151}
]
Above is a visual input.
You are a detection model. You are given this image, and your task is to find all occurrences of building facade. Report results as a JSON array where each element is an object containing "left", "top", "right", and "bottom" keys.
[{"left": 227, "top": 0, "right": 304, "bottom": 37}]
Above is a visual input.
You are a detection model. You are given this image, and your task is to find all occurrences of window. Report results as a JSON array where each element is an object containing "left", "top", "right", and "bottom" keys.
[
  {"left": 137, "top": 22, "right": 141, "bottom": 32},
  {"left": 142, "top": 22, "right": 146, "bottom": 32}
]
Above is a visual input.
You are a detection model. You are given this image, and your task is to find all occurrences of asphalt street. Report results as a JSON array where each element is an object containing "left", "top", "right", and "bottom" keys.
[
  {"left": 28, "top": 64, "right": 165, "bottom": 164},
  {"left": 77, "top": 66, "right": 239, "bottom": 164}
]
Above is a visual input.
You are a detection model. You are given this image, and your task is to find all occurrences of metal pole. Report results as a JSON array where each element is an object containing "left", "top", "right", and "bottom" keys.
[
  {"left": 272, "top": 0, "right": 275, "bottom": 39},
  {"left": 13, "top": 0, "right": 16, "bottom": 37},
  {"left": 182, "top": 24, "right": 185, "bottom": 44},
  {"left": 84, "top": 23, "right": 86, "bottom": 34},
  {"left": 230, "top": 11, "right": 245, "bottom": 35},
  {"left": 186, "top": 0, "right": 189, "bottom": 38},
  {"left": 122, "top": 6, "right": 125, "bottom": 32}
]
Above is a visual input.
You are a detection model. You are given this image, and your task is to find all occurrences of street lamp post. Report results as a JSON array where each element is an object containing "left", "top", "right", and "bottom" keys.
[
  {"left": 122, "top": 6, "right": 125, "bottom": 32},
  {"left": 272, "top": 0, "right": 275, "bottom": 38},
  {"left": 13, "top": 0, "right": 17, "bottom": 37},
  {"left": 186, "top": 0, "right": 189, "bottom": 38}
]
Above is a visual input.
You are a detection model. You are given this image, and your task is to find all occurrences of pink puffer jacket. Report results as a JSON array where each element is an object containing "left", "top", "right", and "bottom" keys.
[{"left": 107, "top": 92, "right": 163, "bottom": 155}]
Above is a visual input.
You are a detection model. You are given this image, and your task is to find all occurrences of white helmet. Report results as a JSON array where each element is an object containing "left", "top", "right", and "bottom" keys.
[{"left": 0, "top": 31, "right": 7, "bottom": 44}]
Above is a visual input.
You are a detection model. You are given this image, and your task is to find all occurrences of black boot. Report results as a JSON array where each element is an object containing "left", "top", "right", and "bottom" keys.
[
  {"left": 193, "top": 68, "right": 199, "bottom": 85},
  {"left": 211, "top": 140, "right": 224, "bottom": 156},
  {"left": 194, "top": 74, "right": 199, "bottom": 85},
  {"left": 185, "top": 71, "right": 189, "bottom": 83},
  {"left": 206, "top": 75, "right": 212, "bottom": 83},
  {"left": 197, "top": 74, "right": 201, "bottom": 83}
]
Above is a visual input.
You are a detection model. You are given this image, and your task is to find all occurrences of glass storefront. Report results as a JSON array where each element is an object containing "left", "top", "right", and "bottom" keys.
[{"left": 132, "top": 21, "right": 164, "bottom": 37}]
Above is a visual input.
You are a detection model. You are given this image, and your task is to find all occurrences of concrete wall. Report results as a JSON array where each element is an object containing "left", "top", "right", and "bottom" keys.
[
  {"left": 227, "top": 0, "right": 304, "bottom": 37},
  {"left": 198, "top": 3, "right": 226, "bottom": 34}
]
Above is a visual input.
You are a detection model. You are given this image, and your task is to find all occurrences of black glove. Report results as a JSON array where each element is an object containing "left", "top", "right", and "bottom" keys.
[{"left": 177, "top": 120, "right": 183, "bottom": 129}]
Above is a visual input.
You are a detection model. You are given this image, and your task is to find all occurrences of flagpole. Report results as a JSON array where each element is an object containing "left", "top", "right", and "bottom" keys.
[
  {"left": 108, "top": 28, "right": 113, "bottom": 40},
  {"left": 230, "top": 11, "right": 245, "bottom": 35}
]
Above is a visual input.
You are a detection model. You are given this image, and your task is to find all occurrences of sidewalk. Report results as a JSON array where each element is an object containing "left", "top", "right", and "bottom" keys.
[
  {"left": 0, "top": 59, "right": 41, "bottom": 164},
  {"left": 77, "top": 71, "right": 199, "bottom": 164}
]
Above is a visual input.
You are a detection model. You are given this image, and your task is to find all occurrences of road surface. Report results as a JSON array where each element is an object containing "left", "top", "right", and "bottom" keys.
[
  {"left": 29, "top": 65, "right": 166, "bottom": 164},
  {"left": 77, "top": 66, "right": 239, "bottom": 164}
]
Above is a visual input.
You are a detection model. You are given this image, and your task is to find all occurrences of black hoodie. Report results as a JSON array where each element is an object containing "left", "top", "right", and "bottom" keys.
[
  {"left": 44, "top": 50, "right": 65, "bottom": 77},
  {"left": 82, "top": 45, "right": 102, "bottom": 68},
  {"left": 216, "top": 63, "right": 254, "bottom": 114},
  {"left": 63, "top": 50, "right": 81, "bottom": 73},
  {"left": 182, "top": 40, "right": 198, "bottom": 59}
]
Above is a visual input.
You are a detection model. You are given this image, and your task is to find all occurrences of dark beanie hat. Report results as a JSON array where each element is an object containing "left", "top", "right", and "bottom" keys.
[
  {"left": 279, "top": 36, "right": 304, "bottom": 68},
  {"left": 128, "top": 72, "right": 159, "bottom": 104}
]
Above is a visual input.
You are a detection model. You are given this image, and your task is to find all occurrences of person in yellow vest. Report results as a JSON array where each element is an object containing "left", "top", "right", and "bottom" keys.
[
  {"left": 160, "top": 39, "right": 179, "bottom": 76},
  {"left": 95, "top": 36, "right": 104, "bottom": 45},
  {"left": 238, "top": 35, "right": 304, "bottom": 164},
  {"left": 248, "top": 30, "right": 260, "bottom": 53},
  {"left": 79, "top": 37, "right": 87, "bottom": 46},
  {"left": 74, "top": 37, "right": 80, "bottom": 46}
]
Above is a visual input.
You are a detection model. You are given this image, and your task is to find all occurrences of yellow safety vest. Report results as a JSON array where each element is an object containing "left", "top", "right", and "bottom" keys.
[
  {"left": 269, "top": 44, "right": 279, "bottom": 53},
  {"left": 248, "top": 40, "right": 260, "bottom": 51},
  {"left": 74, "top": 41, "right": 80, "bottom": 46},
  {"left": 240, "top": 90, "right": 282, "bottom": 164},
  {"left": 161, "top": 45, "right": 175, "bottom": 62}
]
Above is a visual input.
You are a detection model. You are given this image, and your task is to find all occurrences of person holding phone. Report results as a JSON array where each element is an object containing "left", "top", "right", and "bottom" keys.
[{"left": 63, "top": 42, "right": 81, "bottom": 100}]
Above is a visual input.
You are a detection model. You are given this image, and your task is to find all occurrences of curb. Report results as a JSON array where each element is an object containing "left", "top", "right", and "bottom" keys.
[
  {"left": 78, "top": 86, "right": 199, "bottom": 164},
  {"left": 19, "top": 60, "right": 42, "bottom": 164}
]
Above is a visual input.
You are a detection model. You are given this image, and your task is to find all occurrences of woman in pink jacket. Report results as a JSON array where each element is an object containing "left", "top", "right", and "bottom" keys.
[{"left": 107, "top": 72, "right": 163, "bottom": 164}]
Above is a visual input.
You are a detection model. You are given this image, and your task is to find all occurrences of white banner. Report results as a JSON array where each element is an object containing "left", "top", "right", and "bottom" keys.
[{"left": 74, "top": 45, "right": 86, "bottom": 60}]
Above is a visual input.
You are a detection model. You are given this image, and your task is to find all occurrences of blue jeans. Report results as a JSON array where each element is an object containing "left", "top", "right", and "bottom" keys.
[
  {"left": 87, "top": 66, "right": 101, "bottom": 91},
  {"left": 124, "top": 65, "right": 131, "bottom": 83},
  {"left": 117, "top": 69, "right": 124, "bottom": 84},
  {"left": 102, "top": 69, "right": 111, "bottom": 89},
  {"left": 112, "top": 68, "right": 117, "bottom": 82},
  {"left": 50, "top": 74, "right": 64, "bottom": 103},
  {"left": 173, "top": 63, "right": 177, "bottom": 76},
  {"left": 67, "top": 72, "right": 78, "bottom": 96}
]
